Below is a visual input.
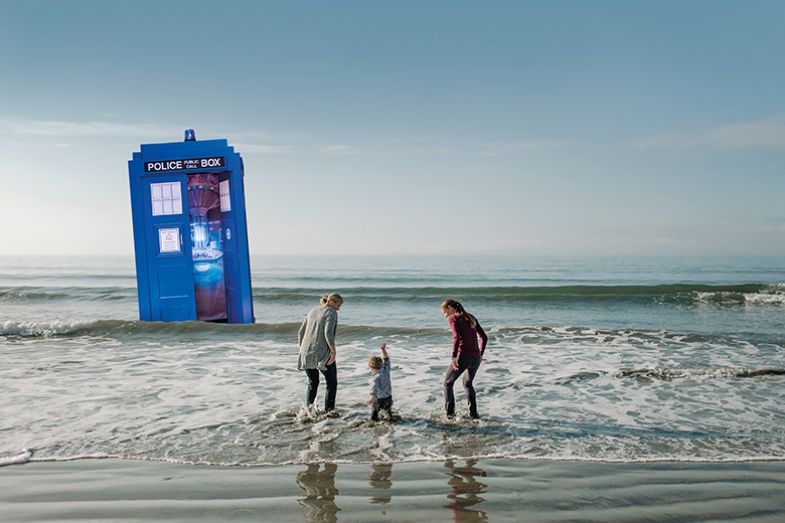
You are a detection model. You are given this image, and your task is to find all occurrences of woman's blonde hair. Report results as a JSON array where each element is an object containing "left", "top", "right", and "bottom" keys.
[
  {"left": 321, "top": 293, "right": 344, "bottom": 306},
  {"left": 440, "top": 298, "right": 477, "bottom": 327}
]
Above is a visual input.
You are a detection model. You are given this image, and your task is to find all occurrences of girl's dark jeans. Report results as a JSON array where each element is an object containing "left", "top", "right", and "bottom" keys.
[
  {"left": 443, "top": 356, "right": 481, "bottom": 418},
  {"left": 305, "top": 363, "right": 337, "bottom": 412}
]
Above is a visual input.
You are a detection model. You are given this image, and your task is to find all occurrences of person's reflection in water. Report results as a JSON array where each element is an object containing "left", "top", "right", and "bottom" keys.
[
  {"left": 368, "top": 462, "right": 393, "bottom": 505},
  {"left": 444, "top": 458, "right": 488, "bottom": 522},
  {"left": 296, "top": 463, "right": 340, "bottom": 522}
]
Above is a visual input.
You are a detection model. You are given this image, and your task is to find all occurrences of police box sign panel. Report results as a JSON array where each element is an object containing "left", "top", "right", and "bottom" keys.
[{"left": 144, "top": 157, "right": 225, "bottom": 173}]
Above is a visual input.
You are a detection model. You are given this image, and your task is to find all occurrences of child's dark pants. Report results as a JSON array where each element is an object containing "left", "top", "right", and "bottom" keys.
[{"left": 371, "top": 396, "right": 393, "bottom": 421}]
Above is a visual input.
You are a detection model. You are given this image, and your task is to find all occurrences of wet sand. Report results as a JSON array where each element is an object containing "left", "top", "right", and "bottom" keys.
[{"left": 1, "top": 458, "right": 784, "bottom": 522}]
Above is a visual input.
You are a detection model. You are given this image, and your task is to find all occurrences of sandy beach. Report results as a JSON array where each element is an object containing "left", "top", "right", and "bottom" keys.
[{"left": 1, "top": 458, "right": 784, "bottom": 522}]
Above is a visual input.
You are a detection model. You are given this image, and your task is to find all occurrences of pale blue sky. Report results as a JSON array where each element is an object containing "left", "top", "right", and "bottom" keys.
[{"left": 1, "top": 0, "right": 784, "bottom": 256}]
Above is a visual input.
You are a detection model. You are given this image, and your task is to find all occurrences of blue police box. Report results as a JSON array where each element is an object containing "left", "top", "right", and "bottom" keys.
[{"left": 128, "top": 130, "right": 255, "bottom": 323}]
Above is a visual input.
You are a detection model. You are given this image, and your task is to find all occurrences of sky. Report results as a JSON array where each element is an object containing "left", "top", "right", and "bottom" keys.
[{"left": 1, "top": 0, "right": 784, "bottom": 256}]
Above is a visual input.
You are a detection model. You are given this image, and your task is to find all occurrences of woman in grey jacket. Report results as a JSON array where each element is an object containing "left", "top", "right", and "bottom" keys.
[{"left": 298, "top": 293, "right": 343, "bottom": 412}]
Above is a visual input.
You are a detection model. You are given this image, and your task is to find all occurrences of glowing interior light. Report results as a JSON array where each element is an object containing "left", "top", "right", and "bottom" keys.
[{"left": 192, "top": 218, "right": 208, "bottom": 249}]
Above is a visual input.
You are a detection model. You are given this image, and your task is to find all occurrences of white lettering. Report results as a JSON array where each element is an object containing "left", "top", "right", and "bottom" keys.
[{"left": 146, "top": 157, "right": 223, "bottom": 172}]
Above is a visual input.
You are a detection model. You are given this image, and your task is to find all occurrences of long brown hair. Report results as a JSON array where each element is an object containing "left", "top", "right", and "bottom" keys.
[{"left": 440, "top": 298, "right": 477, "bottom": 328}]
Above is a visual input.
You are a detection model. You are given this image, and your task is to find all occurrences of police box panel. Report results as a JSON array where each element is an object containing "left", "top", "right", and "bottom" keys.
[{"left": 141, "top": 173, "right": 196, "bottom": 322}]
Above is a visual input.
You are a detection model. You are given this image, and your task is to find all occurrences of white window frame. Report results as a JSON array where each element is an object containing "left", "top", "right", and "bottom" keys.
[
  {"left": 219, "top": 179, "right": 231, "bottom": 212},
  {"left": 151, "top": 181, "right": 183, "bottom": 216}
]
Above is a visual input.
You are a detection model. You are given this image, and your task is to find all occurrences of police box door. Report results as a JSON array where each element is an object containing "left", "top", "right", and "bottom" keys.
[
  {"left": 142, "top": 175, "right": 196, "bottom": 321},
  {"left": 218, "top": 172, "right": 250, "bottom": 323}
]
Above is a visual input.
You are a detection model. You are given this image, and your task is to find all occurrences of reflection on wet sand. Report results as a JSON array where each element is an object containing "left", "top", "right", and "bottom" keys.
[
  {"left": 444, "top": 458, "right": 488, "bottom": 522},
  {"left": 296, "top": 463, "right": 340, "bottom": 522},
  {"left": 368, "top": 462, "right": 393, "bottom": 504},
  {"left": 295, "top": 459, "right": 488, "bottom": 521}
]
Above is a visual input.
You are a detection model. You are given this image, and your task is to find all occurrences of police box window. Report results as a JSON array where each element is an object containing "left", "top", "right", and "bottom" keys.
[
  {"left": 151, "top": 182, "right": 182, "bottom": 216},
  {"left": 220, "top": 180, "right": 231, "bottom": 212}
]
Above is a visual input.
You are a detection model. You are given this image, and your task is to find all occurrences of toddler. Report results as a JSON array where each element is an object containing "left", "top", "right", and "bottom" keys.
[{"left": 366, "top": 342, "right": 393, "bottom": 421}]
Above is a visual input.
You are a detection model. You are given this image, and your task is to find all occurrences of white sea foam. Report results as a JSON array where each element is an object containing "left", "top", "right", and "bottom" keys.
[
  {"left": 0, "top": 449, "right": 34, "bottom": 467},
  {"left": 745, "top": 284, "right": 785, "bottom": 305},
  {"left": 2, "top": 261, "right": 785, "bottom": 466},
  {"left": 693, "top": 283, "right": 785, "bottom": 307},
  {"left": 0, "top": 319, "right": 94, "bottom": 337}
]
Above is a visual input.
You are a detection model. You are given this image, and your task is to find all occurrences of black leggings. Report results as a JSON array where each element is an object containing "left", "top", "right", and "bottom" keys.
[
  {"left": 443, "top": 356, "right": 481, "bottom": 417},
  {"left": 305, "top": 363, "right": 337, "bottom": 412}
]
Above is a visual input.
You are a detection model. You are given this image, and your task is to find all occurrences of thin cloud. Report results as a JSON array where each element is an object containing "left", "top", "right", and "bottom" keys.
[
  {"left": 0, "top": 116, "right": 303, "bottom": 153},
  {"left": 232, "top": 142, "right": 295, "bottom": 155},
  {"left": 227, "top": 129, "right": 306, "bottom": 143},
  {"left": 0, "top": 116, "right": 172, "bottom": 139},
  {"left": 632, "top": 115, "right": 785, "bottom": 151},
  {"left": 0, "top": 115, "right": 567, "bottom": 157},
  {"left": 474, "top": 139, "right": 568, "bottom": 155},
  {"left": 382, "top": 137, "right": 568, "bottom": 156},
  {"left": 318, "top": 145, "right": 357, "bottom": 156}
]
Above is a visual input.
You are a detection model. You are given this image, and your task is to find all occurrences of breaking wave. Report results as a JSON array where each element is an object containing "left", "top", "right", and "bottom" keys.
[
  {"left": 2, "top": 283, "right": 784, "bottom": 307},
  {"left": 557, "top": 367, "right": 785, "bottom": 384},
  {"left": 0, "top": 319, "right": 444, "bottom": 339}
]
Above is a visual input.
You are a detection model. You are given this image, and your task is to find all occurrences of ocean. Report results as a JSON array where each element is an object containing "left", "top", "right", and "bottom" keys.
[{"left": 1, "top": 255, "right": 784, "bottom": 467}]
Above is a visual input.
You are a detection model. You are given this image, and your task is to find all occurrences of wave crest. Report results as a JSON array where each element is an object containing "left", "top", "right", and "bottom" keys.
[
  {"left": 2, "top": 283, "right": 784, "bottom": 306},
  {"left": 556, "top": 366, "right": 785, "bottom": 384},
  {"left": 0, "top": 319, "right": 444, "bottom": 339},
  {"left": 618, "top": 366, "right": 785, "bottom": 382},
  {"left": 0, "top": 449, "right": 34, "bottom": 467},
  {"left": 0, "top": 319, "right": 97, "bottom": 337},
  {"left": 692, "top": 284, "right": 785, "bottom": 306}
]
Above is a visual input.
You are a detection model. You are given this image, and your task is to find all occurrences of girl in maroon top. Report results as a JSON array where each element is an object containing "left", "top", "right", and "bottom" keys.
[{"left": 440, "top": 299, "right": 488, "bottom": 419}]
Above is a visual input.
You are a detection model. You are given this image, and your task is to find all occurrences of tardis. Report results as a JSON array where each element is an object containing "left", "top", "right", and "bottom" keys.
[{"left": 128, "top": 130, "right": 255, "bottom": 323}]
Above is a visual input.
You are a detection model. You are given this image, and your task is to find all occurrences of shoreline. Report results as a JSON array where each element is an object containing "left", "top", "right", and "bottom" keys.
[{"left": 2, "top": 458, "right": 785, "bottom": 522}]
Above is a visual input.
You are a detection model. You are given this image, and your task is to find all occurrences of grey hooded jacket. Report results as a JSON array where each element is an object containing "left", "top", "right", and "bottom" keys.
[{"left": 297, "top": 304, "right": 338, "bottom": 371}]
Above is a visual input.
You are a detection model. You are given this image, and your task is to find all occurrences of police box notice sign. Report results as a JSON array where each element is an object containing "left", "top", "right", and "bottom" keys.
[{"left": 144, "top": 157, "right": 225, "bottom": 173}]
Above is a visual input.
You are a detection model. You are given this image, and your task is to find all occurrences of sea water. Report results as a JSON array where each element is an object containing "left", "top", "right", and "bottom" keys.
[{"left": 1, "top": 255, "right": 784, "bottom": 466}]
